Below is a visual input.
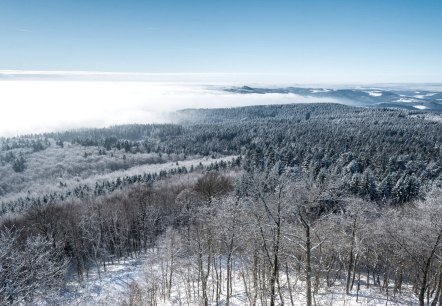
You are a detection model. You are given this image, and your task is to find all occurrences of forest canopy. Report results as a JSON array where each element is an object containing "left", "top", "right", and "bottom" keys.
[{"left": 1, "top": 103, "right": 442, "bottom": 305}]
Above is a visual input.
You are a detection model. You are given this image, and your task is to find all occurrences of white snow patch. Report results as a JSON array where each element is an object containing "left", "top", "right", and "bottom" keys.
[
  {"left": 395, "top": 98, "right": 415, "bottom": 103},
  {"left": 311, "top": 88, "right": 331, "bottom": 93},
  {"left": 366, "top": 91, "right": 383, "bottom": 97},
  {"left": 414, "top": 105, "right": 428, "bottom": 110}
]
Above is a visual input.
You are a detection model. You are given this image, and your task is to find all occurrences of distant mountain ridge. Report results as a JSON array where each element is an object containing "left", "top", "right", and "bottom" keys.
[{"left": 224, "top": 85, "right": 442, "bottom": 111}]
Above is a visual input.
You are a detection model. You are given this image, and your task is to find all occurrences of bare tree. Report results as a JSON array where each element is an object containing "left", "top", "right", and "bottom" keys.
[
  {"left": 0, "top": 227, "right": 68, "bottom": 305},
  {"left": 194, "top": 171, "right": 233, "bottom": 203}
]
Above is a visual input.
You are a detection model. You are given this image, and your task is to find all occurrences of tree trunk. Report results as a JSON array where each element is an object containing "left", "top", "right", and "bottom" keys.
[
  {"left": 346, "top": 217, "right": 357, "bottom": 294},
  {"left": 305, "top": 224, "right": 312, "bottom": 306},
  {"left": 430, "top": 264, "right": 442, "bottom": 306},
  {"left": 270, "top": 225, "right": 280, "bottom": 306},
  {"left": 299, "top": 210, "right": 312, "bottom": 306},
  {"left": 226, "top": 249, "right": 232, "bottom": 305},
  {"left": 419, "top": 257, "right": 432, "bottom": 306},
  {"left": 420, "top": 229, "right": 442, "bottom": 306},
  {"left": 286, "top": 263, "right": 295, "bottom": 306}
]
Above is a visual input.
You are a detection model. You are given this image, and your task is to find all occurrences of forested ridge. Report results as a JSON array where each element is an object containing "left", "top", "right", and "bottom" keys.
[{"left": 1, "top": 103, "right": 442, "bottom": 305}]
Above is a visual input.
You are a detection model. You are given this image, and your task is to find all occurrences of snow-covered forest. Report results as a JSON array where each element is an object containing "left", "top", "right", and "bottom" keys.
[{"left": 1, "top": 103, "right": 442, "bottom": 305}]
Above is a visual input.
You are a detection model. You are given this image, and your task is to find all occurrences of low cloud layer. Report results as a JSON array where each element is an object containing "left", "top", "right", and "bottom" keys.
[{"left": 0, "top": 73, "right": 338, "bottom": 137}]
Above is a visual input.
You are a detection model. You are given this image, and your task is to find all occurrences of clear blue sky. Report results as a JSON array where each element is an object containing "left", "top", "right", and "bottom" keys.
[{"left": 1, "top": 0, "right": 441, "bottom": 82}]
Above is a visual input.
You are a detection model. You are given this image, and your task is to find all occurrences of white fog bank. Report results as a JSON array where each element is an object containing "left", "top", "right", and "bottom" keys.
[{"left": 0, "top": 79, "right": 336, "bottom": 137}]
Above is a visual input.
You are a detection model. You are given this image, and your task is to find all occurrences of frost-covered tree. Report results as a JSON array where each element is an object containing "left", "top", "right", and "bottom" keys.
[{"left": 0, "top": 228, "right": 68, "bottom": 305}]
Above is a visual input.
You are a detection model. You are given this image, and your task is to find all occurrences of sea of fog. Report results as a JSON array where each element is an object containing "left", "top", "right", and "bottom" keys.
[{"left": 0, "top": 78, "right": 336, "bottom": 137}]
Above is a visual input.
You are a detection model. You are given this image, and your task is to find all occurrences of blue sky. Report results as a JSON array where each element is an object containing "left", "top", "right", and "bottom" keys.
[{"left": 1, "top": 0, "right": 442, "bottom": 82}]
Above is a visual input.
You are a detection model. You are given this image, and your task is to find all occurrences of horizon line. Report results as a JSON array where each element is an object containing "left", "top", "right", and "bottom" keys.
[{"left": 1, "top": 70, "right": 442, "bottom": 86}]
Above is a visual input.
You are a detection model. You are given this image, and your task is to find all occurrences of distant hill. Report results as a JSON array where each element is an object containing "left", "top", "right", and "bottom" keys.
[{"left": 224, "top": 85, "right": 442, "bottom": 111}]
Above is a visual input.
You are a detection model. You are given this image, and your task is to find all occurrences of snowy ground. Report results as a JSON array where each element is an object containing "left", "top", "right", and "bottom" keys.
[
  {"left": 58, "top": 254, "right": 149, "bottom": 306},
  {"left": 57, "top": 252, "right": 420, "bottom": 306}
]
